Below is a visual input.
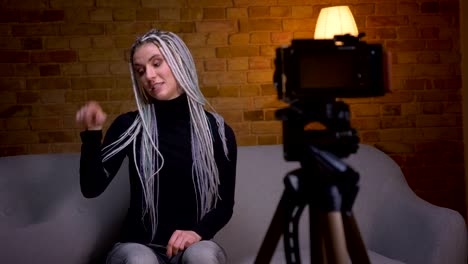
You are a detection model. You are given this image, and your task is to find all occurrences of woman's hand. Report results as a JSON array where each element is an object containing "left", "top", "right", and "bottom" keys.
[
  {"left": 76, "top": 101, "right": 107, "bottom": 131},
  {"left": 166, "top": 230, "right": 202, "bottom": 257}
]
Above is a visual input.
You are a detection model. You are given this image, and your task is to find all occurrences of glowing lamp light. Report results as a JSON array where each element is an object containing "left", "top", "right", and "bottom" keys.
[{"left": 314, "top": 6, "right": 358, "bottom": 39}]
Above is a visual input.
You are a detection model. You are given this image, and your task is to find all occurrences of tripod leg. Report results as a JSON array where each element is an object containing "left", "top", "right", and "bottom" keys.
[
  {"left": 308, "top": 205, "right": 326, "bottom": 264},
  {"left": 284, "top": 203, "right": 306, "bottom": 264},
  {"left": 342, "top": 212, "right": 371, "bottom": 264},
  {"left": 321, "top": 212, "right": 349, "bottom": 264},
  {"left": 255, "top": 191, "right": 291, "bottom": 264}
]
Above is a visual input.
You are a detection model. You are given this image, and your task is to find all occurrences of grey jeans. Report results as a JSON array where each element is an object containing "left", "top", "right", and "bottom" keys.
[{"left": 106, "top": 240, "right": 227, "bottom": 264}]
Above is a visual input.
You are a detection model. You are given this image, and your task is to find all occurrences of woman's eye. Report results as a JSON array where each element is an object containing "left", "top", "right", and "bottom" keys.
[{"left": 154, "top": 60, "right": 162, "bottom": 67}]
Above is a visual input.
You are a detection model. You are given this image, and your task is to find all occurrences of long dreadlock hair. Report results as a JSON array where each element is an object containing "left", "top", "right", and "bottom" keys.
[{"left": 101, "top": 29, "right": 229, "bottom": 240}]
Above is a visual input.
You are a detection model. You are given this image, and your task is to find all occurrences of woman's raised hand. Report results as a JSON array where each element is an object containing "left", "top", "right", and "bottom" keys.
[{"left": 76, "top": 101, "right": 107, "bottom": 131}]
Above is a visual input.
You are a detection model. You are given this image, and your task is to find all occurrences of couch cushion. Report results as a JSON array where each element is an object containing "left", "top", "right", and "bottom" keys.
[{"left": 0, "top": 153, "right": 130, "bottom": 264}]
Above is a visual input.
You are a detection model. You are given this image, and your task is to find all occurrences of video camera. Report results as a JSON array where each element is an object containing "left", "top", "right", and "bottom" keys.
[
  {"left": 273, "top": 34, "right": 390, "bottom": 161},
  {"left": 274, "top": 34, "right": 389, "bottom": 102}
]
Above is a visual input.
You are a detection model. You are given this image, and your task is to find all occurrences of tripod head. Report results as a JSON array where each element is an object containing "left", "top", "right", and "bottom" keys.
[{"left": 276, "top": 99, "right": 360, "bottom": 163}]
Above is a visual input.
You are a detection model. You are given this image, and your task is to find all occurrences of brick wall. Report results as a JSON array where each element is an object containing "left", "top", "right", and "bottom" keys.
[{"left": 0, "top": 0, "right": 465, "bottom": 216}]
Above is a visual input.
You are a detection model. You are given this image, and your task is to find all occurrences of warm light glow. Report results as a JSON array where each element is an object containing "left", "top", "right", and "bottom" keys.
[{"left": 314, "top": 6, "right": 358, "bottom": 39}]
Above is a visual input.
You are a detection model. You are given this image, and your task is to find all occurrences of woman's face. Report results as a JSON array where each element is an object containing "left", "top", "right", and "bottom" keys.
[{"left": 132, "top": 42, "right": 182, "bottom": 101}]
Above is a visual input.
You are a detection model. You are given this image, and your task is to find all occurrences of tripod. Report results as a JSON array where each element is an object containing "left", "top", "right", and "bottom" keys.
[{"left": 254, "top": 102, "right": 371, "bottom": 264}]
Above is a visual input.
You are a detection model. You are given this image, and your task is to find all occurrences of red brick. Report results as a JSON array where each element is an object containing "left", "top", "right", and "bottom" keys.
[
  {"left": 0, "top": 146, "right": 28, "bottom": 157},
  {"left": 253, "top": 95, "right": 286, "bottom": 109},
  {"left": 247, "top": 70, "right": 273, "bottom": 83},
  {"left": 248, "top": 57, "right": 271, "bottom": 69},
  {"left": 0, "top": 51, "right": 29, "bottom": 63},
  {"left": 421, "top": 2, "right": 439, "bottom": 13},
  {"left": 440, "top": 2, "right": 459, "bottom": 13},
  {"left": 159, "top": 8, "right": 181, "bottom": 20},
  {"left": 398, "top": 27, "right": 419, "bottom": 39},
  {"left": 60, "top": 24, "right": 105, "bottom": 35},
  {"left": 240, "top": 84, "right": 260, "bottom": 97},
  {"left": 31, "top": 104, "right": 80, "bottom": 117},
  {"left": 270, "top": 6, "right": 289, "bottom": 17},
  {"left": 0, "top": 78, "right": 27, "bottom": 91},
  {"left": 0, "top": 10, "right": 20, "bottom": 22},
  {"left": 50, "top": 143, "right": 80, "bottom": 153},
  {"left": 376, "top": 3, "right": 397, "bottom": 15},
  {"left": 244, "top": 110, "right": 264, "bottom": 121},
  {"left": 141, "top": 0, "right": 185, "bottom": 7},
  {"left": 96, "top": 0, "right": 140, "bottom": 7},
  {"left": 31, "top": 51, "right": 77, "bottom": 63},
  {"left": 236, "top": 135, "right": 257, "bottom": 146},
  {"left": 433, "top": 78, "right": 461, "bottom": 90},
  {"left": 22, "top": 38, "right": 43, "bottom": 50},
  {"left": 354, "top": 4, "right": 375, "bottom": 15},
  {"left": 40, "top": 90, "right": 66, "bottom": 103},
  {"left": 87, "top": 89, "right": 109, "bottom": 101},
  {"left": 40, "top": 65, "right": 61, "bottom": 76},
  {"left": 136, "top": 8, "right": 159, "bottom": 21},
  {"left": 12, "top": 25, "right": 59, "bottom": 36},
  {"left": 71, "top": 77, "right": 114, "bottom": 90},
  {"left": 196, "top": 21, "right": 237, "bottom": 33},
  {"left": 204, "top": 8, "right": 226, "bottom": 19},
  {"left": 381, "top": 104, "right": 401, "bottom": 116},
  {"left": 242, "top": 19, "right": 282, "bottom": 31},
  {"left": 38, "top": 131, "right": 76, "bottom": 143},
  {"left": 227, "top": 8, "right": 248, "bottom": 19},
  {"left": 360, "top": 131, "right": 380, "bottom": 142},
  {"left": 218, "top": 85, "right": 239, "bottom": 97},
  {"left": 367, "top": 16, "right": 408, "bottom": 27},
  {"left": 27, "top": 78, "right": 70, "bottom": 90},
  {"left": 50, "top": 0, "right": 94, "bottom": 7},
  {"left": 420, "top": 27, "right": 439, "bottom": 39},
  {"left": 258, "top": 135, "right": 278, "bottom": 145},
  {"left": 271, "top": 32, "right": 292, "bottom": 44},
  {"left": 113, "top": 8, "right": 136, "bottom": 21},
  {"left": 0, "top": 104, "right": 32, "bottom": 117},
  {"left": 204, "top": 58, "right": 227, "bottom": 71},
  {"left": 410, "top": 15, "right": 453, "bottom": 26},
  {"left": 386, "top": 40, "right": 426, "bottom": 51},
  {"left": 283, "top": 18, "right": 314, "bottom": 31},
  {"left": 207, "top": 32, "right": 228, "bottom": 45},
  {"left": 398, "top": 2, "right": 419, "bottom": 15},
  {"left": 251, "top": 121, "right": 281, "bottom": 134},
  {"left": 5, "top": 118, "right": 29, "bottom": 130},
  {"left": 350, "top": 118, "right": 380, "bottom": 130},
  {"left": 153, "top": 22, "right": 194, "bottom": 33},
  {"left": 0, "top": 131, "right": 39, "bottom": 144},
  {"left": 375, "top": 28, "right": 397, "bottom": 39},
  {"left": 30, "top": 118, "right": 62, "bottom": 130},
  {"left": 181, "top": 8, "right": 203, "bottom": 20},
  {"left": 90, "top": 9, "right": 113, "bottom": 21},
  {"left": 216, "top": 46, "right": 259, "bottom": 58},
  {"left": 14, "top": 64, "right": 40, "bottom": 77},
  {"left": 416, "top": 115, "right": 457, "bottom": 127},
  {"left": 427, "top": 40, "right": 452, "bottom": 50},
  {"left": 248, "top": 7, "right": 269, "bottom": 18},
  {"left": 0, "top": 91, "right": 16, "bottom": 103}
]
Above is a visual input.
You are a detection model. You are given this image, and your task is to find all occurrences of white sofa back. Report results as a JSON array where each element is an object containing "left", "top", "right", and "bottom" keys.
[{"left": 0, "top": 144, "right": 466, "bottom": 264}]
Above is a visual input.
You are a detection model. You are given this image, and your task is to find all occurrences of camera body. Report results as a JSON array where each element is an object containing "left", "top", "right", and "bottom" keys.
[{"left": 274, "top": 34, "right": 387, "bottom": 102}]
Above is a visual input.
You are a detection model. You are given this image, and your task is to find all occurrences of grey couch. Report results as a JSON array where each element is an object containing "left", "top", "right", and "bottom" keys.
[{"left": 0, "top": 144, "right": 466, "bottom": 264}]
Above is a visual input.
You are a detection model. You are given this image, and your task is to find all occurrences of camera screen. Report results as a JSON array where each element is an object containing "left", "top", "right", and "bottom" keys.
[{"left": 298, "top": 50, "right": 357, "bottom": 90}]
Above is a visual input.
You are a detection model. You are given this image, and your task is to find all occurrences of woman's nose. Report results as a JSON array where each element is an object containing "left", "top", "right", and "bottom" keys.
[{"left": 145, "top": 66, "right": 157, "bottom": 80}]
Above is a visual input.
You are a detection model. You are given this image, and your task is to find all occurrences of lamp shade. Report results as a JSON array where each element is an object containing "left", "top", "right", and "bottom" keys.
[{"left": 314, "top": 6, "right": 358, "bottom": 39}]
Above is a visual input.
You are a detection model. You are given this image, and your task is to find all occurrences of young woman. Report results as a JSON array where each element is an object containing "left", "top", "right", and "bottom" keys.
[{"left": 76, "top": 29, "right": 237, "bottom": 264}]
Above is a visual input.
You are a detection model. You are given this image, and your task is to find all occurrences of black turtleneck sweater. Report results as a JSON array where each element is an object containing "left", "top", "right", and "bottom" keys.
[{"left": 79, "top": 94, "right": 237, "bottom": 246}]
